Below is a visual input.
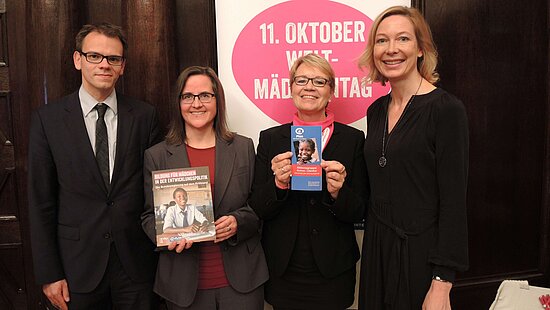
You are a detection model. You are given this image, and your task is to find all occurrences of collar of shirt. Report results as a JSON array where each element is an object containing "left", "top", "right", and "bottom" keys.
[{"left": 79, "top": 85, "right": 118, "bottom": 117}]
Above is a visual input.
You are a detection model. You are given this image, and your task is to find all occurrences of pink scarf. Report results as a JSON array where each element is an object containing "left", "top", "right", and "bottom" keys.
[{"left": 292, "top": 109, "right": 335, "bottom": 151}]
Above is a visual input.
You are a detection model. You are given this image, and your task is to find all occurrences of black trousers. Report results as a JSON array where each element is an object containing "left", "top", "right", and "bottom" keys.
[{"left": 64, "top": 244, "right": 156, "bottom": 310}]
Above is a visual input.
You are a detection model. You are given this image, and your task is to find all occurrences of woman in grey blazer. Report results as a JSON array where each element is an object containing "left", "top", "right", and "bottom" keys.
[{"left": 141, "top": 66, "right": 268, "bottom": 309}]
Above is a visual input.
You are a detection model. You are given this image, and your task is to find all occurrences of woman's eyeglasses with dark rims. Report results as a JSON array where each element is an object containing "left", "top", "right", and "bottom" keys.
[
  {"left": 78, "top": 51, "right": 125, "bottom": 66},
  {"left": 293, "top": 76, "right": 330, "bottom": 87},
  {"left": 180, "top": 92, "right": 216, "bottom": 104}
]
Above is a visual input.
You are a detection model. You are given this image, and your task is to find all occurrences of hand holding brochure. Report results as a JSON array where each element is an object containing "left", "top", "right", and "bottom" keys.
[
  {"left": 290, "top": 125, "right": 322, "bottom": 191},
  {"left": 152, "top": 167, "right": 216, "bottom": 247}
]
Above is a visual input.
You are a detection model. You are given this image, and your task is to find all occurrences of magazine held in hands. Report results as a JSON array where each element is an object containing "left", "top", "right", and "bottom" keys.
[
  {"left": 291, "top": 125, "right": 322, "bottom": 191},
  {"left": 152, "top": 166, "right": 216, "bottom": 247}
]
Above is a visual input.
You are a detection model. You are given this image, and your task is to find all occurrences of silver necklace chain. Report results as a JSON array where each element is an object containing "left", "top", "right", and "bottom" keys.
[{"left": 379, "top": 78, "right": 423, "bottom": 168}]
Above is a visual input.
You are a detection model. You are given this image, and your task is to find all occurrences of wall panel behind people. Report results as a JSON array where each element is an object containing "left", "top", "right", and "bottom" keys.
[
  {"left": 174, "top": 0, "right": 218, "bottom": 71},
  {"left": 121, "top": 0, "right": 178, "bottom": 134},
  {"left": 0, "top": 0, "right": 28, "bottom": 307},
  {"left": 86, "top": 0, "right": 122, "bottom": 28},
  {"left": 27, "top": 0, "right": 82, "bottom": 110},
  {"left": 8, "top": 1, "right": 83, "bottom": 308},
  {"left": 422, "top": 0, "right": 549, "bottom": 309}
]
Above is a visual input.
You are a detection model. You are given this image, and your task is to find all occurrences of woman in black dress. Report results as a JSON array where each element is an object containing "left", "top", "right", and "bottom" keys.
[
  {"left": 250, "top": 53, "right": 368, "bottom": 310},
  {"left": 357, "top": 6, "right": 469, "bottom": 310}
]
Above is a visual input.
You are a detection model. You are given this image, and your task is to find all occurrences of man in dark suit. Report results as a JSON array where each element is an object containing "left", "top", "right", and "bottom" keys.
[{"left": 28, "top": 23, "right": 160, "bottom": 309}]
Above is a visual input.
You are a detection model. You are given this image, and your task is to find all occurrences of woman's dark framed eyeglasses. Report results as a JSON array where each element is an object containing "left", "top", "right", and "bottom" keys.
[
  {"left": 78, "top": 51, "right": 125, "bottom": 66},
  {"left": 180, "top": 92, "right": 216, "bottom": 104},
  {"left": 293, "top": 76, "right": 330, "bottom": 87}
]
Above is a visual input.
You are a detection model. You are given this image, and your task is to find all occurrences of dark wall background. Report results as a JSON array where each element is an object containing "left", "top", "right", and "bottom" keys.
[
  {"left": 0, "top": 0, "right": 547, "bottom": 309},
  {"left": 422, "top": 0, "right": 549, "bottom": 306}
]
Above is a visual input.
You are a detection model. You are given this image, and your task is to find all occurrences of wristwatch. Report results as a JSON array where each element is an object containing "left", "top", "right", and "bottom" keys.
[{"left": 432, "top": 275, "right": 451, "bottom": 283}]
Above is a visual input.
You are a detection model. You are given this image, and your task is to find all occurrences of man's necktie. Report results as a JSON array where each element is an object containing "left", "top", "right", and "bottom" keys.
[
  {"left": 181, "top": 211, "right": 188, "bottom": 227},
  {"left": 95, "top": 103, "right": 110, "bottom": 188}
]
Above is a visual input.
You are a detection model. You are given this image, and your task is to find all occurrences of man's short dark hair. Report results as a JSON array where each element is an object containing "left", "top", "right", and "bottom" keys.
[{"left": 75, "top": 23, "right": 128, "bottom": 55}]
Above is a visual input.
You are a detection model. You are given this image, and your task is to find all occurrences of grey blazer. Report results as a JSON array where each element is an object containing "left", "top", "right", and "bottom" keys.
[{"left": 141, "top": 135, "right": 268, "bottom": 307}]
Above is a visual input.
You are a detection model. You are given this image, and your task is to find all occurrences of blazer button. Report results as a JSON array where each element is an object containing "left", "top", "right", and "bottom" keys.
[
  {"left": 309, "top": 198, "right": 316, "bottom": 205},
  {"left": 311, "top": 229, "right": 319, "bottom": 235},
  {"left": 107, "top": 201, "right": 114, "bottom": 207},
  {"left": 103, "top": 233, "right": 111, "bottom": 239}
]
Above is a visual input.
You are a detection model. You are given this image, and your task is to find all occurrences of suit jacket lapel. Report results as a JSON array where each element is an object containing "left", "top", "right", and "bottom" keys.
[
  {"left": 165, "top": 143, "right": 190, "bottom": 169},
  {"left": 62, "top": 92, "right": 108, "bottom": 193},
  {"left": 278, "top": 123, "right": 291, "bottom": 149},
  {"left": 111, "top": 96, "right": 134, "bottom": 192},
  {"left": 321, "top": 123, "right": 341, "bottom": 160},
  {"left": 214, "top": 138, "right": 235, "bottom": 209}
]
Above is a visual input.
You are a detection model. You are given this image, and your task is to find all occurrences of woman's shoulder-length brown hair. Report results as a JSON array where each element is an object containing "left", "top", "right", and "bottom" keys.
[
  {"left": 358, "top": 6, "right": 440, "bottom": 86},
  {"left": 165, "top": 66, "right": 234, "bottom": 145}
]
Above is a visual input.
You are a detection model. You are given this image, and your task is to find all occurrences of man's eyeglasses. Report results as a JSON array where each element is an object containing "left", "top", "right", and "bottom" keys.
[
  {"left": 293, "top": 76, "right": 330, "bottom": 87},
  {"left": 78, "top": 51, "right": 125, "bottom": 66},
  {"left": 180, "top": 92, "right": 215, "bottom": 104}
]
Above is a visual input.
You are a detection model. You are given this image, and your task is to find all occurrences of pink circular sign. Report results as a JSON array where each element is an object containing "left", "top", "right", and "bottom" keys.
[{"left": 232, "top": 0, "right": 390, "bottom": 124}]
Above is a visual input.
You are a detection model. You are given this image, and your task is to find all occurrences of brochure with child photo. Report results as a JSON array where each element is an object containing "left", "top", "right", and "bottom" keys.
[
  {"left": 290, "top": 125, "right": 323, "bottom": 191},
  {"left": 151, "top": 166, "right": 216, "bottom": 248}
]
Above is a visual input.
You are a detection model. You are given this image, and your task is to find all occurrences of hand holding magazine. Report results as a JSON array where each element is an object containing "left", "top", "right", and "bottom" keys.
[{"left": 151, "top": 167, "right": 216, "bottom": 248}]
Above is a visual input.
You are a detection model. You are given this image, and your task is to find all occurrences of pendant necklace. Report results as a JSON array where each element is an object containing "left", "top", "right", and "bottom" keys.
[{"left": 379, "top": 78, "right": 423, "bottom": 168}]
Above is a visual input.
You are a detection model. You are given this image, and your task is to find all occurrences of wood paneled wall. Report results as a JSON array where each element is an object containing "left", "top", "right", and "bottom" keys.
[
  {"left": 0, "top": 0, "right": 548, "bottom": 309},
  {"left": 421, "top": 0, "right": 549, "bottom": 308}
]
